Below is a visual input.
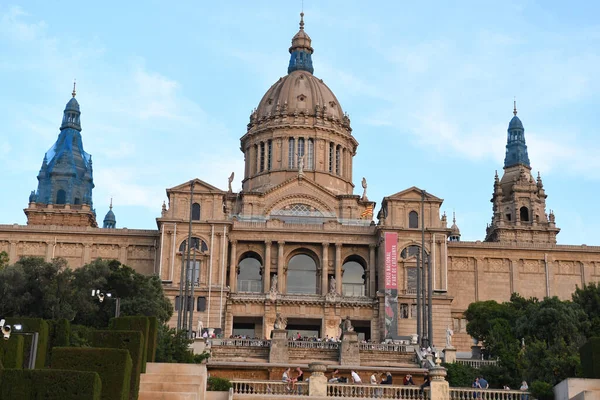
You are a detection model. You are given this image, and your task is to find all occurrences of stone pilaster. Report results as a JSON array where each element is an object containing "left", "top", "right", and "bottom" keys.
[
  {"left": 335, "top": 243, "right": 342, "bottom": 295},
  {"left": 277, "top": 241, "right": 285, "bottom": 293},
  {"left": 339, "top": 331, "right": 360, "bottom": 365},
  {"left": 269, "top": 329, "right": 289, "bottom": 364},
  {"left": 369, "top": 244, "right": 376, "bottom": 296},
  {"left": 264, "top": 240, "right": 272, "bottom": 293},
  {"left": 229, "top": 240, "right": 237, "bottom": 292},
  {"left": 322, "top": 243, "right": 329, "bottom": 295}
]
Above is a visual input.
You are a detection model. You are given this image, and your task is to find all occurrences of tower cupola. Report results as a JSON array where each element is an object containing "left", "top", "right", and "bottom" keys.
[
  {"left": 504, "top": 101, "right": 530, "bottom": 168},
  {"left": 288, "top": 12, "right": 314, "bottom": 74},
  {"left": 103, "top": 198, "right": 116, "bottom": 228}
]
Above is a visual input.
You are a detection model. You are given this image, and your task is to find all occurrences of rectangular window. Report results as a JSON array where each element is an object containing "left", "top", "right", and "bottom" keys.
[
  {"left": 187, "top": 296, "right": 193, "bottom": 311},
  {"left": 288, "top": 138, "right": 295, "bottom": 169},
  {"left": 400, "top": 303, "right": 409, "bottom": 319},
  {"left": 267, "top": 140, "right": 272, "bottom": 170},
  {"left": 187, "top": 261, "right": 200, "bottom": 286},
  {"left": 175, "top": 295, "right": 180, "bottom": 311},
  {"left": 298, "top": 138, "right": 305, "bottom": 167},
  {"left": 259, "top": 142, "right": 265, "bottom": 172},
  {"left": 307, "top": 139, "right": 314, "bottom": 170},
  {"left": 328, "top": 142, "right": 334, "bottom": 172},
  {"left": 410, "top": 304, "right": 417, "bottom": 319},
  {"left": 335, "top": 145, "right": 341, "bottom": 175},
  {"left": 197, "top": 297, "right": 207, "bottom": 312},
  {"left": 406, "top": 267, "right": 417, "bottom": 293}
]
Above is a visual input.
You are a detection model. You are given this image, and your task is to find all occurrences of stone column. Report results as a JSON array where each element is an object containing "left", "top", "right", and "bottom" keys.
[
  {"left": 369, "top": 244, "right": 376, "bottom": 297},
  {"left": 339, "top": 330, "right": 360, "bottom": 365},
  {"left": 322, "top": 243, "right": 330, "bottom": 295},
  {"left": 119, "top": 245, "right": 128, "bottom": 265},
  {"left": 308, "top": 362, "right": 328, "bottom": 397},
  {"left": 428, "top": 361, "right": 449, "bottom": 400},
  {"left": 83, "top": 243, "right": 91, "bottom": 264},
  {"left": 264, "top": 241, "right": 272, "bottom": 293},
  {"left": 335, "top": 244, "right": 343, "bottom": 295},
  {"left": 474, "top": 258, "right": 485, "bottom": 301},
  {"left": 228, "top": 240, "right": 237, "bottom": 292},
  {"left": 269, "top": 329, "right": 289, "bottom": 363},
  {"left": 45, "top": 241, "right": 53, "bottom": 262},
  {"left": 509, "top": 258, "right": 519, "bottom": 294},
  {"left": 277, "top": 241, "right": 285, "bottom": 293},
  {"left": 9, "top": 241, "right": 17, "bottom": 264}
]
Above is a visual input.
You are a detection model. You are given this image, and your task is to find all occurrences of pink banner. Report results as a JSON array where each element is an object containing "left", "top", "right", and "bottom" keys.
[{"left": 384, "top": 232, "right": 398, "bottom": 339}]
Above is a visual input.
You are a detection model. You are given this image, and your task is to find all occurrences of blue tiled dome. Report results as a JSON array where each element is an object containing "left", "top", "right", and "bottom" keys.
[
  {"left": 65, "top": 97, "right": 80, "bottom": 112},
  {"left": 104, "top": 209, "right": 115, "bottom": 222},
  {"left": 508, "top": 115, "right": 523, "bottom": 130}
]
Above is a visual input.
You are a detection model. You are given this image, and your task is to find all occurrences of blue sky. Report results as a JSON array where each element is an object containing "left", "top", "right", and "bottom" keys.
[{"left": 1, "top": 1, "right": 599, "bottom": 244}]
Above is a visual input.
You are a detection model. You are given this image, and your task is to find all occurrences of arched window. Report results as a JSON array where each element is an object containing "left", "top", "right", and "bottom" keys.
[
  {"left": 179, "top": 237, "right": 208, "bottom": 252},
  {"left": 267, "top": 140, "right": 272, "bottom": 170},
  {"left": 328, "top": 142, "right": 334, "bottom": 173},
  {"left": 409, "top": 211, "right": 419, "bottom": 228},
  {"left": 520, "top": 206, "right": 529, "bottom": 222},
  {"left": 298, "top": 138, "right": 305, "bottom": 167},
  {"left": 287, "top": 254, "right": 317, "bottom": 294},
  {"left": 335, "top": 145, "right": 341, "bottom": 175},
  {"left": 237, "top": 253, "right": 263, "bottom": 293},
  {"left": 342, "top": 259, "right": 365, "bottom": 297},
  {"left": 56, "top": 189, "right": 66, "bottom": 205},
  {"left": 401, "top": 245, "right": 428, "bottom": 293},
  {"left": 259, "top": 142, "right": 265, "bottom": 172},
  {"left": 192, "top": 203, "right": 201, "bottom": 221}
]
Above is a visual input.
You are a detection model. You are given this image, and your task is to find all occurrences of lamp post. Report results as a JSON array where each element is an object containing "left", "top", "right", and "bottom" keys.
[
  {"left": 92, "top": 289, "right": 121, "bottom": 317},
  {"left": 1, "top": 319, "right": 39, "bottom": 369}
]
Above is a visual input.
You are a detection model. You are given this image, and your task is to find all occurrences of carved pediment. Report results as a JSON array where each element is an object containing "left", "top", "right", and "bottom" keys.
[
  {"left": 385, "top": 186, "right": 443, "bottom": 203},
  {"left": 167, "top": 178, "right": 224, "bottom": 195}
]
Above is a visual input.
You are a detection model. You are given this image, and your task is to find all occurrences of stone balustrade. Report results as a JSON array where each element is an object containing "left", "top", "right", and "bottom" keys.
[
  {"left": 288, "top": 340, "right": 340, "bottom": 350},
  {"left": 455, "top": 359, "right": 498, "bottom": 369},
  {"left": 327, "top": 383, "right": 425, "bottom": 399},
  {"left": 359, "top": 343, "right": 408, "bottom": 352},
  {"left": 449, "top": 388, "right": 530, "bottom": 400},
  {"left": 210, "top": 338, "right": 271, "bottom": 347},
  {"left": 231, "top": 380, "right": 309, "bottom": 396}
]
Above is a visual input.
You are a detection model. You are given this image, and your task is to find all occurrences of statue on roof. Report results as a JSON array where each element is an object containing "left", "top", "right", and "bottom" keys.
[
  {"left": 361, "top": 177, "right": 368, "bottom": 201},
  {"left": 298, "top": 153, "right": 305, "bottom": 176},
  {"left": 228, "top": 172, "right": 235, "bottom": 193}
]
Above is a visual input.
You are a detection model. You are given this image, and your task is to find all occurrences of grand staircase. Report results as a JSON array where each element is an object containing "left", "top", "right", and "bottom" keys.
[{"left": 139, "top": 363, "right": 207, "bottom": 400}]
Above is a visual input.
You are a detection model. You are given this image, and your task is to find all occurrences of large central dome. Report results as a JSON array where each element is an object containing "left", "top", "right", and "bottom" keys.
[
  {"left": 240, "top": 13, "right": 357, "bottom": 196},
  {"left": 254, "top": 70, "right": 345, "bottom": 121}
]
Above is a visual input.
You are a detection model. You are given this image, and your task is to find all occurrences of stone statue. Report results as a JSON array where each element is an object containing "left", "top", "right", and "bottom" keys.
[
  {"left": 445, "top": 325, "right": 454, "bottom": 348},
  {"left": 361, "top": 177, "right": 368, "bottom": 200},
  {"left": 161, "top": 201, "right": 167, "bottom": 217},
  {"left": 228, "top": 172, "right": 235, "bottom": 193},
  {"left": 298, "top": 153, "right": 305, "bottom": 175},
  {"left": 341, "top": 316, "right": 354, "bottom": 333},
  {"left": 274, "top": 313, "right": 287, "bottom": 330},
  {"left": 270, "top": 274, "right": 278, "bottom": 293},
  {"left": 329, "top": 277, "right": 336, "bottom": 294},
  {"left": 197, "top": 319, "right": 203, "bottom": 336}
]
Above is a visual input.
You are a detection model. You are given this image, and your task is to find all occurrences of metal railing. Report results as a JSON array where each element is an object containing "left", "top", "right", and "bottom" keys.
[
  {"left": 327, "top": 383, "right": 425, "bottom": 399},
  {"left": 288, "top": 340, "right": 340, "bottom": 350},
  {"left": 359, "top": 343, "right": 408, "bottom": 352},
  {"left": 456, "top": 359, "right": 498, "bottom": 369},
  {"left": 231, "top": 380, "right": 309, "bottom": 396},
  {"left": 450, "top": 388, "right": 531, "bottom": 400},
  {"left": 343, "top": 284, "right": 366, "bottom": 297},
  {"left": 209, "top": 338, "right": 270, "bottom": 347}
]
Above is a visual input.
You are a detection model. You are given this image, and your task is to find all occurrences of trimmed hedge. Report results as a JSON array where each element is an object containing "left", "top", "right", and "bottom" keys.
[
  {"left": 92, "top": 330, "right": 143, "bottom": 400},
  {"left": 580, "top": 337, "right": 600, "bottom": 379},
  {"left": 5, "top": 317, "right": 49, "bottom": 369},
  {"left": 0, "top": 335, "right": 24, "bottom": 369},
  {"left": 52, "top": 347, "right": 132, "bottom": 400},
  {"left": 147, "top": 316, "right": 158, "bottom": 362},
  {"left": 47, "top": 319, "right": 71, "bottom": 366},
  {"left": 110, "top": 317, "right": 149, "bottom": 372},
  {"left": 0, "top": 368, "right": 101, "bottom": 400},
  {"left": 207, "top": 376, "right": 232, "bottom": 391}
]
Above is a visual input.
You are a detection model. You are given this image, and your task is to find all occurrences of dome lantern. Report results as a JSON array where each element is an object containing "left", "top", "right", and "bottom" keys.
[{"left": 288, "top": 12, "right": 314, "bottom": 74}]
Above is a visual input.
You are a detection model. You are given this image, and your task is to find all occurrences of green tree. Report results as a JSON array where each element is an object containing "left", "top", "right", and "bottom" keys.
[
  {"left": 572, "top": 282, "right": 600, "bottom": 338},
  {"left": 0, "top": 251, "right": 9, "bottom": 269}
]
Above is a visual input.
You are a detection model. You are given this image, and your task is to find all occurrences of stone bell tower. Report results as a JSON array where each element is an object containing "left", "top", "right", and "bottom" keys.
[{"left": 485, "top": 103, "right": 559, "bottom": 244}]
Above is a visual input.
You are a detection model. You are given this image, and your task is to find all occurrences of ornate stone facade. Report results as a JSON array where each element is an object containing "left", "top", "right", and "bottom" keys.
[{"left": 2, "top": 14, "right": 600, "bottom": 354}]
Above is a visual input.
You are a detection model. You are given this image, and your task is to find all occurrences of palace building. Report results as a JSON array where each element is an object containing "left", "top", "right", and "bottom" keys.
[{"left": 1, "top": 13, "right": 600, "bottom": 355}]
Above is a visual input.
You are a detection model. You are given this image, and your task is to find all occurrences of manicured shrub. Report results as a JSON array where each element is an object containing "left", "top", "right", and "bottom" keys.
[
  {"left": 580, "top": 337, "right": 600, "bottom": 379},
  {"left": 207, "top": 376, "right": 232, "bottom": 391},
  {"left": 5, "top": 317, "right": 49, "bottom": 369},
  {"left": 0, "top": 335, "right": 24, "bottom": 369},
  {"left": 110, "top": 317, "right": 149, "bottom": 372},
  {"left": 52, "top": 347, "right": 132, "bottom": 400},
  {"left": 530, "top": 380, "right": 554, "bottom": 400},
  {"left": 92, "top": 330, "right": 143, "bottom": 400},
  {"left": 0, "top": 368, "right": 101, "bottom": 400},
  {"left": 70, "top": 324, "right": 94, "bottom": 347},
  {"left": 47, "top": 319, "right": 71, "bottom": 366},
  {"left": 147, "top": 316, "right": 158, "bottom": 362}
]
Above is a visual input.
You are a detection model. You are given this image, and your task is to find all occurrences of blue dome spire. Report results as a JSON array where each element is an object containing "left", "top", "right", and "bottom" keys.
[
  {"left": 503, "top": 100, "right": 530, "bottom": 168},
  {"left": 103, "top": 198, "right": 116, "bottom": 228},
  {"left": 61, "top": 80, "right": 81, "bottom": 131},
  {"left": 288, "top": 12, "right": 314, "bottom": 74}
]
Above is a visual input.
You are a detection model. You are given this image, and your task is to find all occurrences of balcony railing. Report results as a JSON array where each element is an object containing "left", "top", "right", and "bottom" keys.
[
  {"left": 231, "top": 380, "right": 308, "bottom": 396},
  {"left": 450, "top": 388, "right": 531, "bottom": 400},
  {"left": 327, "top": 383, "right": 424, "bottom": 399},
  {"left": 288, "top": 340, "right": 340, "bottom": 350},
  {"left": 237, "top": 280, "right": 262, "bottom": 293},
  {"left": 456, "top": 359, "right": 498, "bottom": 369},
  {"left": 209, "top": 338, "right": 270, "bottom": 347},
  {"left": 359, "top": 343, "right": 408, "bottom": 352},
  {"left": 342, "top": 284, "right": 365, "bottom": 297}
]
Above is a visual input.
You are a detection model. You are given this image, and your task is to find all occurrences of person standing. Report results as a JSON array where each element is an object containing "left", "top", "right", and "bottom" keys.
[
  {"left": 520, "top": 381, "right": 529, "bottom": 400},
  {"left": 479, "top": 376, "right": 489, "bottom": 389},
  {"left": 351, "top": 370, "right": 362, "bottom": 384}
]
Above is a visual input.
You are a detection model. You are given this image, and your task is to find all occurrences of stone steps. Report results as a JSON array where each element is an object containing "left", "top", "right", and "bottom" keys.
[{"left": 138, "top": 363, "right": 206, "bottom": 400}]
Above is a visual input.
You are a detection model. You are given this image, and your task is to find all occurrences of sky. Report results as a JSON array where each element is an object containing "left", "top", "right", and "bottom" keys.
[{"left": 1, "top": 1, "right": 599, "bottom": 244}]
